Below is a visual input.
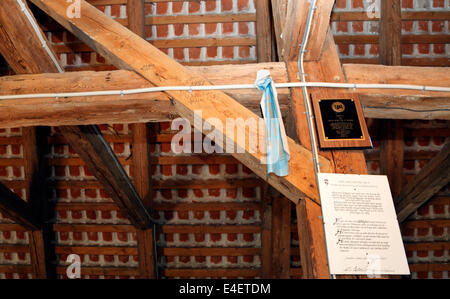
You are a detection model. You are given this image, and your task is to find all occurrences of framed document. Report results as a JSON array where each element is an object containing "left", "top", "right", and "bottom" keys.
[{"left": 311, "top": 93, "right": 372, "bottom": 149}]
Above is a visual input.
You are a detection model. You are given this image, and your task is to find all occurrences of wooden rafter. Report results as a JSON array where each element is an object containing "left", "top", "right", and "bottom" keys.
[
  {"left": 0, "top": 182, "right": 40, "bottom": 231},
  {"left": 255, "top": 0, "right": 274, "bottom": 62},
  {"left": 396, "top": 142, "right": 450, "bottom": 222},
  {"left": 282, "top": 0, "right": 334, "bottom": 61},
  {"left": 29, "top": 0, "right": 333, "bottom": 205}
]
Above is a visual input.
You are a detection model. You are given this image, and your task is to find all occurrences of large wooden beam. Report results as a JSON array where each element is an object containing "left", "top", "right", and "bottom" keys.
[
  {"left": 396, "top": 142, "right": 450, "bottom": 222},
  {"left": 0, "top": 182, "right": 40, "bottom": 231},
  {"left": 282, "top": 0, "right": 334, "bottom": 61},
  {"left": 379, "top": 0, "right": 402, "bottom": 65},
  {"left": 127, "top": 0, "right": 156, "bottom": 278},
  {"left": 30, "top": 0, "right": 333, "bottom": 204},
  {"left": 271, "top": 0, "right": 288, "bottom": 60},
  {"left": 255, "top": 0, "right": 273, "bottom": 62}
]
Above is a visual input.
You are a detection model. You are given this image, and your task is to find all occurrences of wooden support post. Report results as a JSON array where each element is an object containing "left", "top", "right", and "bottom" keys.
[
  {"left": 271, "top": 0, "right": 288, "bottom": 60},
  {"left": 128, "top": 0, "right": 156, "bottom": 278},
  {"left": 396, "top": 142, "right": 450, "bottom": 222},
  {"left": 379, "top": 0, "right": 404, "bottom": 198},
  {"left": 23, "top": 127, "right": 54, "bottom": 279},
  {"left": 255, "top": 0, "right": 273, "bottom": 62},
  {"left": 260, "top": 183, "right": 273, "bottom": 278},
  {"left": 282, "top": 0, "right": 334, "bottom": 61},
  {"left": 271, "top": 195, "right": 292, "bottom": 278}
]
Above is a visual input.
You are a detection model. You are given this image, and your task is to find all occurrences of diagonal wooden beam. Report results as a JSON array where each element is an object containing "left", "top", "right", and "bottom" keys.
[
  {"left": 282, "top": 0, "right": 334, "bottom": 61},
  {"left": 396, "top": 142, "right": 450, "bottom": 223},
  {"left": 0, "top": 0, "right": 153, "bottom": 229},
  {"left": 0, "top": 182, "right": 40, "bottom": 231},
  {"left": 29, "top": 0, "right": 333, "bottom": 204}
]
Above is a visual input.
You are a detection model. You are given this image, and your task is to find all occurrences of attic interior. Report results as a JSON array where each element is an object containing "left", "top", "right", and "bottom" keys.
[{"left": 0, "top": 0, "right": 448, "bottom": 280}]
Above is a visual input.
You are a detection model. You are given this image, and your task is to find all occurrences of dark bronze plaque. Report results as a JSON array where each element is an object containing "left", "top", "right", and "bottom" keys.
[
  {"left": 318, "top": 99, "right": 363, "bottom": 140},
  {"left": 311, "top": 93, "right": 372, "bottom": 149}
]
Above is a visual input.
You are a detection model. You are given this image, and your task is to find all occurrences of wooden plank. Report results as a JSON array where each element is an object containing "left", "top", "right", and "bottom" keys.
[
  {"left": 271, "top": 0, "right": 288, "bottom": 59},
  {"left": 379, "top": 0, "right": 402, "bottom": 66},
  {"left": 255, "top": 0, "right": 273, "bottom": 62},
  {"left": 0, "top": 182, "right": 40, "bottom": 231},
  {"left": 271, "top": 195, "right": 291, "bottom": 278},
  {"left": 396, "top": 143, "right": 450, "bottom": 222},
  {"left": 282, "top": 0, "right": 334, "bottom": 61},
  {"left": 145, "top": 14, "right": 256, "bottom": 25},
  {"left": 380, "top": 120, "right": 404, "bottom": 198},
  {"left": 260, "top": 183, "right": 272, "bottom": 278},
  {"left": 30, "top": 0, "right": 333, "bottom": 205},
  {"left": 23, "top": 127, "right": 52, "bottom": 279},
  {"left": 55, "top": 266, "right": 140, "bottom": 277},
  {"left": 58, "top": 125, "right": 152, "bottom": 229},
  {"left": 162, "top": 247, "right": 260, "bottom": 257}
]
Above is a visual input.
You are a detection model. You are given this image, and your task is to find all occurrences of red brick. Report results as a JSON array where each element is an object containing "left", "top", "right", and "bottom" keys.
[
  {"left": 189, "top": 24, "right": 200, "bottom": 36},
  {"left": 193, "top": 189, "right": 204, "bottom": 197},
  {"left": 87, "top": 232, "right": 98, "bottom": 241},
  {"left": 194, "top": 233, "right": 205, "bottom": 242},
  {"left": 164, "top": 211, "right": 174, "bottom": 221},
  {"left": 243, "top": 233, "right": 254, "bottom": 242},
  {"left": 417, "top": 271, "right": 429, "bottom": 279},
  {"left": 433, "top": 44, "right": 445, "bottom": 55},
  {"left": 189, "top": 47, "right": 201, "bottom": 60},
  {"left": 179, "top": 233, "right": 189, "bottom": 242},
  {"left": 402, "top": 21, "right": 413, "bottom": 32},
  {"left": 206, "top": 24, "right": 217, "bottom": 35},
  {"left": 145, "top": 25, "right": 153, "bottom": 39},
  {"left": 156, "top": 25, "right": 169, "bottom": 38},
  {"left": 237, "top": 0, "right": 249, "bottom": 11},
  {"left": 0, "top": 166, "right": 7, "bottom": 177},
  {"left": 207, "top": 46, "right": 218, "bottom": 58},
  {"left": 432, "top": 227, "right": 444, "bottom": 236},
  {"left": 161, "top": 165, "right": 172, "bottom": 176},
  {"left": 352, "top": 21, "right": 364, "bottom": 32},
  {"left": 205, "top": 0, "right": 216, "bottom": 11},
  {"left": 99, "top": 189, "right": 111, "bottom": 199},
  {"left": 193, "top": 211, "right": 204, "bottom": 220},
  {"left": 211, "top": 256, "right": 222, "bottom": 264},
  {"left": 116, "top": 210, "right": 126, "bottom": 220},
  {"left": 352, "top": 0, "right": 363, "bottom": 8},
  {"left": 417, "top": 228, "right": 429, "bottom": 236},
  {"left": 156, "top": 2, "right": 168, "bottom": 15},
  {"left": 222, "top": 22, "right": 234, "bottom": 34},
  {"left": 243, "top": 210, "right": 255, "bottom": 220},
  {"left": 172, "top": 2, "right": 183, "bottom": 13},
  {"left": 243, "top": 255, "right": 254, "bottom": 263},
  {"left": 402, "top": 44, "right": 414, "bottom": 55},
  {"left": 226, "top": 210, "right": 237, "bottom": 220},
  {"left": 11, "top": 144, "right": 21, "bottom": 155},
  {"left": 177, "top": 189, "right": 188, "bottom": 198},
  {"left": 104, "top": 255, "right": 114, "bottom": 263},
  {"left": 209, "top": 164, "right": 220, "bottom": 175},
  {"left": 433, "top": 0, "right": 445, "bottom": 7},
  {"left": 432, "top": 21, "right": 444, "bottom": 32},
  {"left": 338, "top": 44, "right": 350, "bottom": 56},
  {"left": 418, "top": 44, "right": 430, "bottom": 54},
  {"left": 102, "top": 232, "right": 112, "bottom": 241},
  {"left": 402, "top": 0, "right": 413, "bottom": 8},
  {"left": 96, "top": 54, "right": 105, "bottom": 64},
  {"left": 208, "top": 188, "right": 221, "bottom": 197},
  {"left": 12, "top": 166, "right": 21, "bottom": 178},
  {"left": 226, "top": 188, "right": 237, "bottom": 199},
  {"left": 178, "top": 211, "right": 189, "bottom": 220},
  {"left": 51, "top": 31, "right": 64, "bottom": 43},
  {"left": 110, "top": 5, "right": 121, "bottom": 17},
  {"left": 221, "top": 0, "right": 233, "bottom": 12},
  {"left": 73, "top": 231, "right": 83, "bottom": 241},
  {"left": 69, "top": 166, "right": 80, "bottom": 177},
  {"left": 161, "top": 143, "right": 171, "bottom": 153},
  {"left": 86, "top": 210, "right": 97, "bottom": 220},
  {"left": 243, "top": 187, "right": 255, "bottom": 198},
  {"left": 418, "top": 21, "right": 429, "bottom": 32},
  {"left": 210, "top": 233, "right": 222, "bottom": 242},
  {"left": 117, "top": 232, "right": 128, "bottom": 242},
  {"left": 227, "top": 233, "right": 237, "bottom": 242},
  {"left": 417, "top": 250, "right": 428, "bottom": 257},
  {"left": 71, "top": 210, "right": 82, "bottom": 219},
  {"left": 354, "top": 44, "right": 365, "bottom": 56},
  {"left": 84, "top": 166, "right": 93, "bottom": 176},
  {"left": 336, "top": 22, "right": 348, "bottom": 33},
  {"left": 176, "top": 165, "right": 188, "bottom": 175},
  {"left": 161, "top": 189, "right": 172, "bottom": 200},
  {"left": 2, "top": 231, "right": 11, "bottom": 240},
  {"left": 189, "top": 2, "right": 201, "bottom": 13},
  {"left": 173, "top": 48, "right": 184, "bottom": 60},
  {"left": 209, "top": 210, "right": 221, "bottom": 219},
  {"left": 433, "top": 250, "right": 444, "bottom": 257},
  {"left": 432, "top": 271, "right": 443, "bottom": 279},
  {"left": 336, "top": 0, "right": 346, "bottom": 8},
  {"left": 0, "top": 145, "right": 6, "bottom": 155},
  {"left": 238, "top": 22, "right": 249, "bottom": 34},
  {"left": 417, "top": 205, "right": 430, "bottom": 216},
  {"left": 242, "top": 165, "right": 252, "bottom": 174},
  {"left": 433, "top": 204, "right": 445, "bottom": 214},
  {"left": 85, "top": 189, "right": 97, "bottom": 199},
  {"left": 114, "top": 143, "right": 125, "bottom": 154},
  {"left": 239, "top": 46, "right": 250, "bottom": 58}
]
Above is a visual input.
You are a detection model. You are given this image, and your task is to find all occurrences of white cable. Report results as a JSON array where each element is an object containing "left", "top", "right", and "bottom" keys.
[
  {"left": 16, "top": 0, "right": 64, "bottom": 73},
  {"left": 0, "top": 82, "right": 449, "bottom": 101}
]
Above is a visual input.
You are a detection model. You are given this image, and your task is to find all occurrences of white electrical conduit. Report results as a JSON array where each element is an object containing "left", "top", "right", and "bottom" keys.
[{"left": 0, "top": 82, "right": 449, "bottom": 101}]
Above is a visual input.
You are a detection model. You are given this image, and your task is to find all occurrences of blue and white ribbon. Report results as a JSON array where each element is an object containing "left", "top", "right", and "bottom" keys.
[{"left": 255, "top": 70, "right": 290, "bottom": 177}]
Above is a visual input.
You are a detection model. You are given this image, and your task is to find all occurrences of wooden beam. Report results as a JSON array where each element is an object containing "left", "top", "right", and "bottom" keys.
[
  {"left": 271, "top": 195, "right": 291, "bottom": 278},
  {"left": 58, "top": 125, "right": 152, "bottom": 229},
  {"left": 282, "top": 0, "right": 334, "bottom": 61},
  {"left": 1, "top": 62, "right": 448, "bottom": 129},
  {"left": 396, "top": 142, "right": 450, "bottom": 222},
  {"left": 271, "top": 0, "right": 288, "bottom": 60},
  {"left": 380, "top": 120, "right": 404, "bottom": 197},
  {"left": 23, "top": 127, "right": 54, "bottom": 279},
  {"left": 255, "top": 0, "right": 273, "bottom": 62},
  {"left": 0, "top": 182, "right": 40, "bottom": 231},
  {"left": 379, "top": 0, "right": 402, "bottom": 66},
  {"left": 30, "top": 0, "right": 333, "bottom": 205},
  {"left": 128, "top": 0, "right": 156, "bottom": 279},
  {"left": 260, "top": 183, "right": 273, "bottom": 278}
]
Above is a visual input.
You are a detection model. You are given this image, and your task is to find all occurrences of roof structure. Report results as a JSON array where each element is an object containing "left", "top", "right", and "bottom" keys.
[{"left": 0, "top": 0, "right": 448, "bottom": 279}]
